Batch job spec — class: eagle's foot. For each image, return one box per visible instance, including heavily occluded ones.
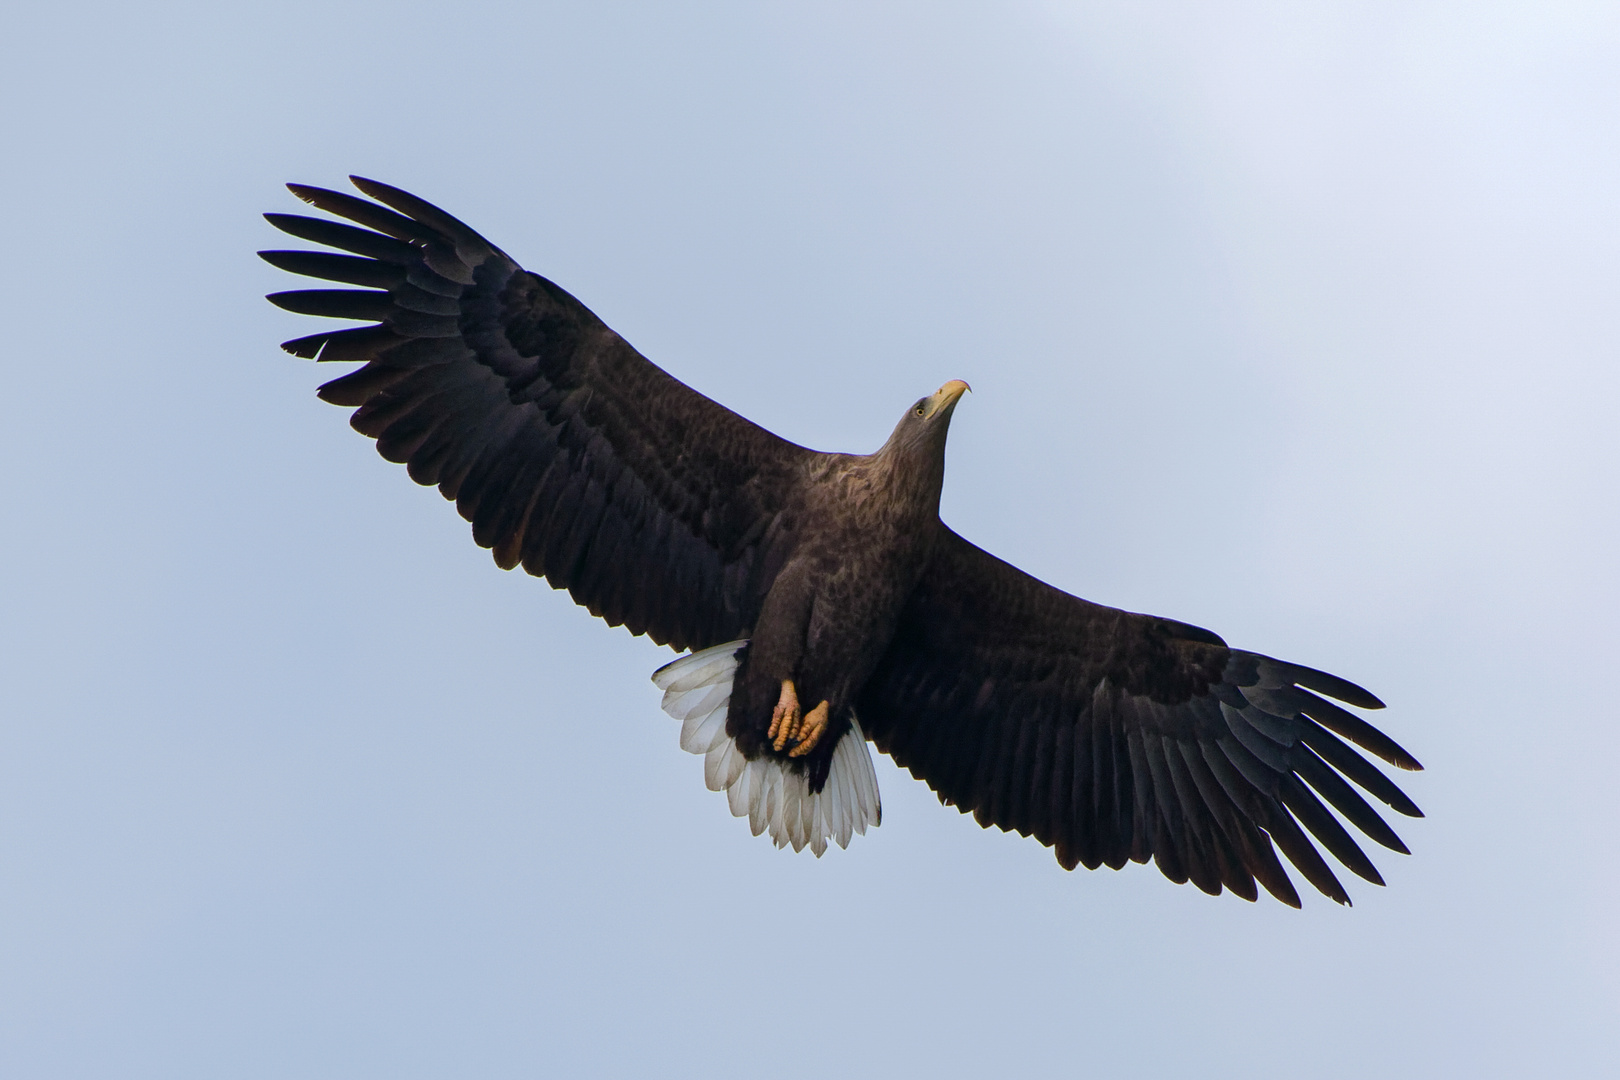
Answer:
[788,701,829,757]
[768,679,801,751]
[768,680,831,756]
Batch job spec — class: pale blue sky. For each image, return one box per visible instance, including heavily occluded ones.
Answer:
[2,2,1616,1077]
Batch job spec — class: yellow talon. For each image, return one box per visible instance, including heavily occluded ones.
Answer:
[789,701,830,757]
[769,679,801,752]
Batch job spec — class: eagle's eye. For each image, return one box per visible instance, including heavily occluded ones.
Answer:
[913,401,927,417]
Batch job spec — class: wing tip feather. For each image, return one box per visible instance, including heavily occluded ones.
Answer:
[279,332,325,358]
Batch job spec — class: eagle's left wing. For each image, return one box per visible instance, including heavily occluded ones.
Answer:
[261,178,821,652]
[855,529,1422,906]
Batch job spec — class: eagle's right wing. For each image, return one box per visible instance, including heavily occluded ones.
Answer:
[262,177,818,651]
[857,528,1423,906]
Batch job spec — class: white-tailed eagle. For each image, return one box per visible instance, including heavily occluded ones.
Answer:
[262,177,1422,907]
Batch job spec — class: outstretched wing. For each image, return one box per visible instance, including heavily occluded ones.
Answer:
[856,529,1422,906]
[262,177,817,651]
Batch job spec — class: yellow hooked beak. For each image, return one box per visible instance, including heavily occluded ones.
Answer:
[925,379,971,418]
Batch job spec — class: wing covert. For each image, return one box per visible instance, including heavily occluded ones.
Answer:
[263,177,818,651]
[857,529,1422,906]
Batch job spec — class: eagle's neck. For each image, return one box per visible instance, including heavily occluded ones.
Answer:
[858,434,949,525]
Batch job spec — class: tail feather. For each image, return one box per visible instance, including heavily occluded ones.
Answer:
[652,640,882,856]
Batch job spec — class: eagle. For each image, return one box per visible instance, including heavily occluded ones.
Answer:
[262,177,1422,907]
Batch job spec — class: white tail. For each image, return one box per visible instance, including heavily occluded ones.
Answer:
[652,640,881,857]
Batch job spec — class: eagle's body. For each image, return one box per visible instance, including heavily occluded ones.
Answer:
[731,412,957,787]
[263,177,1423,905]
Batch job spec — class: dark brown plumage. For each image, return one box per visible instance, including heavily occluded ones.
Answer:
[263,177,1422,905]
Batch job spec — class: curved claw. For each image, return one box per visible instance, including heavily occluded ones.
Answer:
[769,679,801,752]
[788,701,830,757]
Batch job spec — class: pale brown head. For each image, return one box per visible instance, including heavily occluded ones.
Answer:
[881,379,971,466]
